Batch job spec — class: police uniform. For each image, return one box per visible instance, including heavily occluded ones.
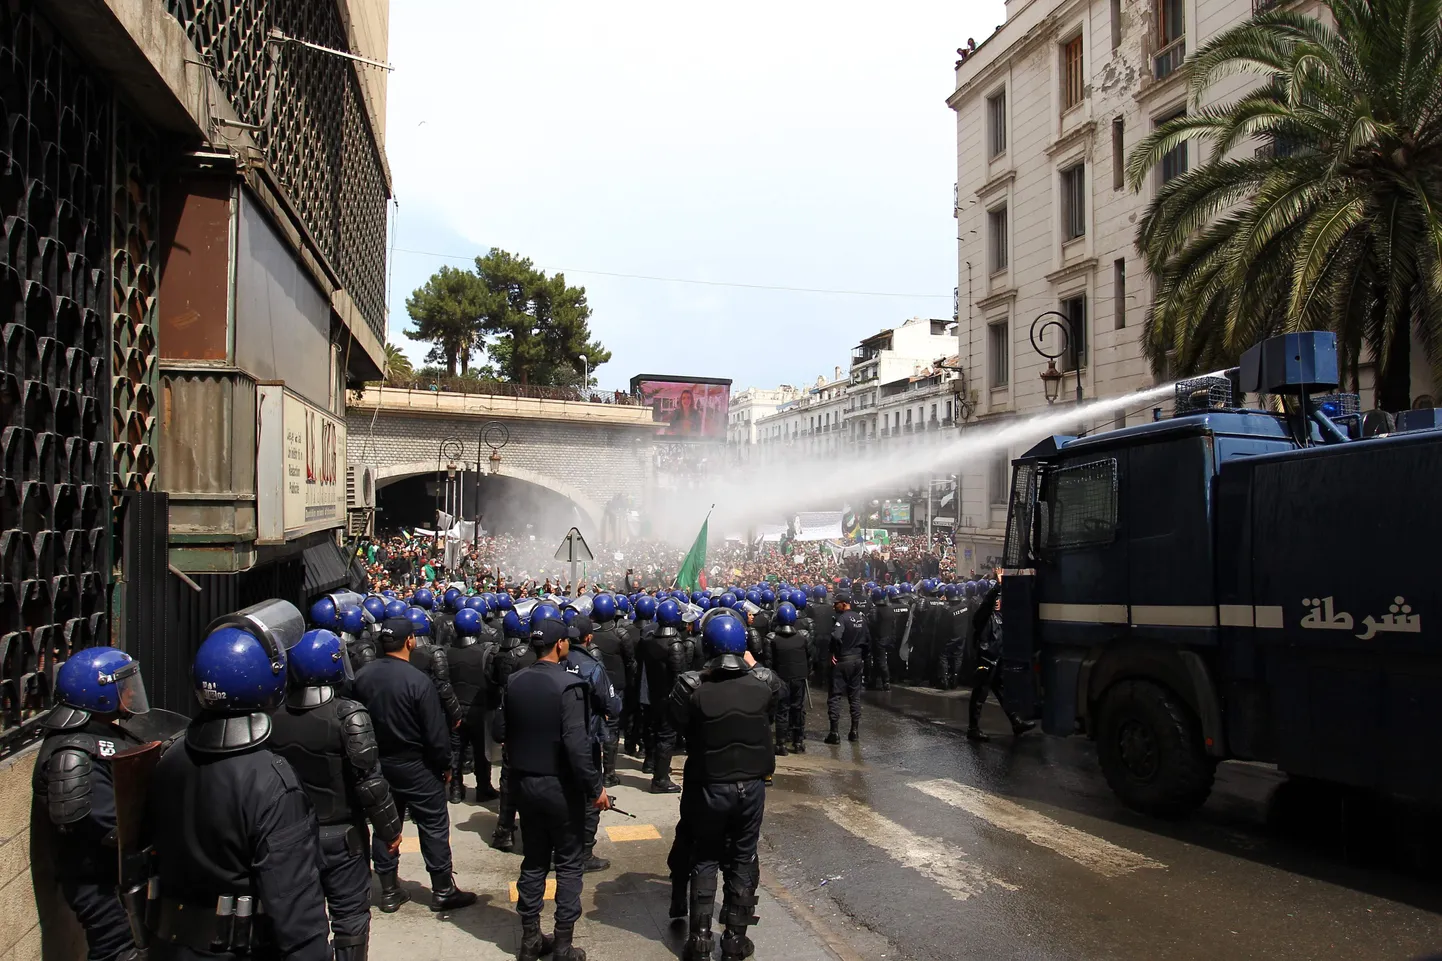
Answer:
[492,620,599,961]
[589,610,636,786]
[765,623,814,753]
[487,616,538,851]
[638,606,687,793]
[447,618,499,803]
[33,706,147,961]
[966,584,1034,740]
[268,682,403,958]
[352,618,471,911]
[806,597,835,680]
[826,595,870,743]
[564,616,621,871]
[408,638,463,728]
[668,621,782,961]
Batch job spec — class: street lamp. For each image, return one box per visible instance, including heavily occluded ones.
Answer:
[579,354,589,391]
[475,422,510,552]
[1030,310,1083,412]
[435,437,463,556]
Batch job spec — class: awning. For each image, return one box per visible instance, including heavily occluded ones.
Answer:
[301,538,353,597]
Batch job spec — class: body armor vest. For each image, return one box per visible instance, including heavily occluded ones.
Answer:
[268,697,354,827]
[690,672,775,782]
[592,622,628,690]
[768,629,810,681]
[505,664,587,777]
[448,643,489,710]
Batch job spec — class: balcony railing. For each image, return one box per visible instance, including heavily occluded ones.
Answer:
[1154,37,1186,80]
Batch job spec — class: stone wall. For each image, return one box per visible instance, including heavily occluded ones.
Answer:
[0,747,84,961]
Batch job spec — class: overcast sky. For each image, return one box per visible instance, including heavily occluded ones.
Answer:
[384,1,1007,392]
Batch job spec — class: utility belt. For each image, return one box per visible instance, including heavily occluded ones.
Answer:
[152,896,273,955]
[835,653,865,663]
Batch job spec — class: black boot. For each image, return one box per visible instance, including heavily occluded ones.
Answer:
[376,869,408,913]
[462,746,475,775]
[966,727,990,742]
[447,778,465,803]
[669,880,688,920]
[721,928,756,960]
[683,918,713,961]
[474,779,499,802]
[490,826,515,852]
[823,723,840,745]
[551,922,587,961]
[792,735,805,754]
[650,747,681,793]
[429,872,477,912]
[518,918,553,961]
[641,753,655,775]
[602,741,620,788]
[1010,715,1037,736]
[848,721,859,743]
[582,847,611,872]
[774,738,789,757]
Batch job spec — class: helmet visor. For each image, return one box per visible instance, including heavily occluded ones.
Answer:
[340,642,356,683]
[111,661,151,715]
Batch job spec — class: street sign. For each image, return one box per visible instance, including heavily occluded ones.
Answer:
[554,527,595,563]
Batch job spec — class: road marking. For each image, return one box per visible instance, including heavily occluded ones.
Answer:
[606,823,662,842]
[508,879,556,902]
[910,779,1165,878]
[814,797,1018,901]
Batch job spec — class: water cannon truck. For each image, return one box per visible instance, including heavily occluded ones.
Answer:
[999,330,1442,815]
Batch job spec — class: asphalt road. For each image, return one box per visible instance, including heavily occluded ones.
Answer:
[757,684,1442,961]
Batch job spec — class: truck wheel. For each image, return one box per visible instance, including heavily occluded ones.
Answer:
[1096,679,1216,817]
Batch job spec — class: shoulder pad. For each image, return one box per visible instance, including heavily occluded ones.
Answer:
[751,665,777,684]
[676,670,702,695]
[335,699,380,771]
[41,745,95,826]
[271,754,302,792]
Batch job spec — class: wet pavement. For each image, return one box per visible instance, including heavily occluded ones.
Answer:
[762,683,1442,961]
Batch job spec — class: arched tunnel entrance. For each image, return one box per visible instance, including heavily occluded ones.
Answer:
[374,470,599,546]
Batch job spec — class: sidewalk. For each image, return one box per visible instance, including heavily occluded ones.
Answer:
[369,750,843,961]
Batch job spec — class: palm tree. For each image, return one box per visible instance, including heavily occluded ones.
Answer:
[383,343,413,385]
[1128,0,1442,411]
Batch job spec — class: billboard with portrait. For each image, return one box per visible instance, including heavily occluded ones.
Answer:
[630,375,732,439]
[881,502,912,525]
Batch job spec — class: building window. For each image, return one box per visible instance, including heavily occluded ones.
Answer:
[1155,0,1185,79]
[1158,110,1189,184]
[988,205,1008,273]
[1112,117,1125,190]
[1061,164,1086,240]
[987,91,1007,158]
[1114,258,1126,329]
[1062,34,1085,111]
[988,321,1010,387]
[990,451,1011,505]
[1114,411,1127,431]
[1110,0,1122,49]
[1041,458,1119,551]
[1061,295,1087,371]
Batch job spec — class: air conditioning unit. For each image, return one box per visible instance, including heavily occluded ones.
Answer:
[347,465,376,509]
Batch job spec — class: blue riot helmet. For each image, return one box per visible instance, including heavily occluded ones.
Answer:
[760,588,776,605]
[839,578,852,590]
[696,596,712,610]
[531,602,563,627]
[289,629,351,687]
[410,589,435,610]
[502,610,524,638]
[615,594,631,615]
[592,593,617,621]
[944,583,960,599]
[870,587,885,603]
[635,595,657,620]
[443,587,462,612]
[865,581,877,592]
[309,596,340,630]
[899,582,913,595]
[338,605,365,635]
[384,599,408,619]
[886,585,900,599]
[811,585,827,600]
[454,608,482,637]
[406,607,432,637]
[775,601,798,627]
[657,599,684,627]
[363,595,387,622]
[381,590,397,599]
[195,599,305,715]
[466,595,489,614]
[745,590,762,607]
[690,591,705,604]
[702,615,748,658]
[963,581,977,598]
[563,608,578,626]
[56,647,150,717]
[495,593,515,611]
[718,592,737,610]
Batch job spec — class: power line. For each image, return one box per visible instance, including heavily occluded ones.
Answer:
[390,246,951,299]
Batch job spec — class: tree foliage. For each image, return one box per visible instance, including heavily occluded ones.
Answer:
[403,250,611,387]
[382,342,413,384]
[1129,0,1442,411]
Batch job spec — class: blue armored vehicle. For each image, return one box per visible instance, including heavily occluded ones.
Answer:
[998,330,1441,815]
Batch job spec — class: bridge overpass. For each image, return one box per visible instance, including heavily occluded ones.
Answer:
[345,386,665,535]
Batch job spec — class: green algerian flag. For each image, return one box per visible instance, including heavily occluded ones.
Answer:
[674,509,712,591]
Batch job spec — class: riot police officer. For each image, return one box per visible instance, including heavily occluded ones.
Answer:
[353,617,476,913]
[33,647,157,961]
[488,605,539,852]
[765,601,813,755]
[867,587,896,691]
[493,618,611,961]
[806,586,835,681]
[639,599,688,793]
[404,607,463,728]
[588,594,635,787]
[825,592,870,745]
[268,629,404,961]
[669,616,782,961]
[447,606,500,802]
[146,601,330,961]
[565,615,621,872]
[431,589,459,648]
[938,583,972,690]
[966,577,1036,741]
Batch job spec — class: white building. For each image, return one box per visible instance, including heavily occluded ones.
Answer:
[753,369,852,464]
[728,385,802,445]
[845,317,958,444]
[946,0,1262,569]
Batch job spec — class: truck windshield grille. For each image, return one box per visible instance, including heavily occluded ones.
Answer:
[1040,458,1119,551]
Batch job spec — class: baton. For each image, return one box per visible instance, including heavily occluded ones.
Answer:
[606,804,638,819]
